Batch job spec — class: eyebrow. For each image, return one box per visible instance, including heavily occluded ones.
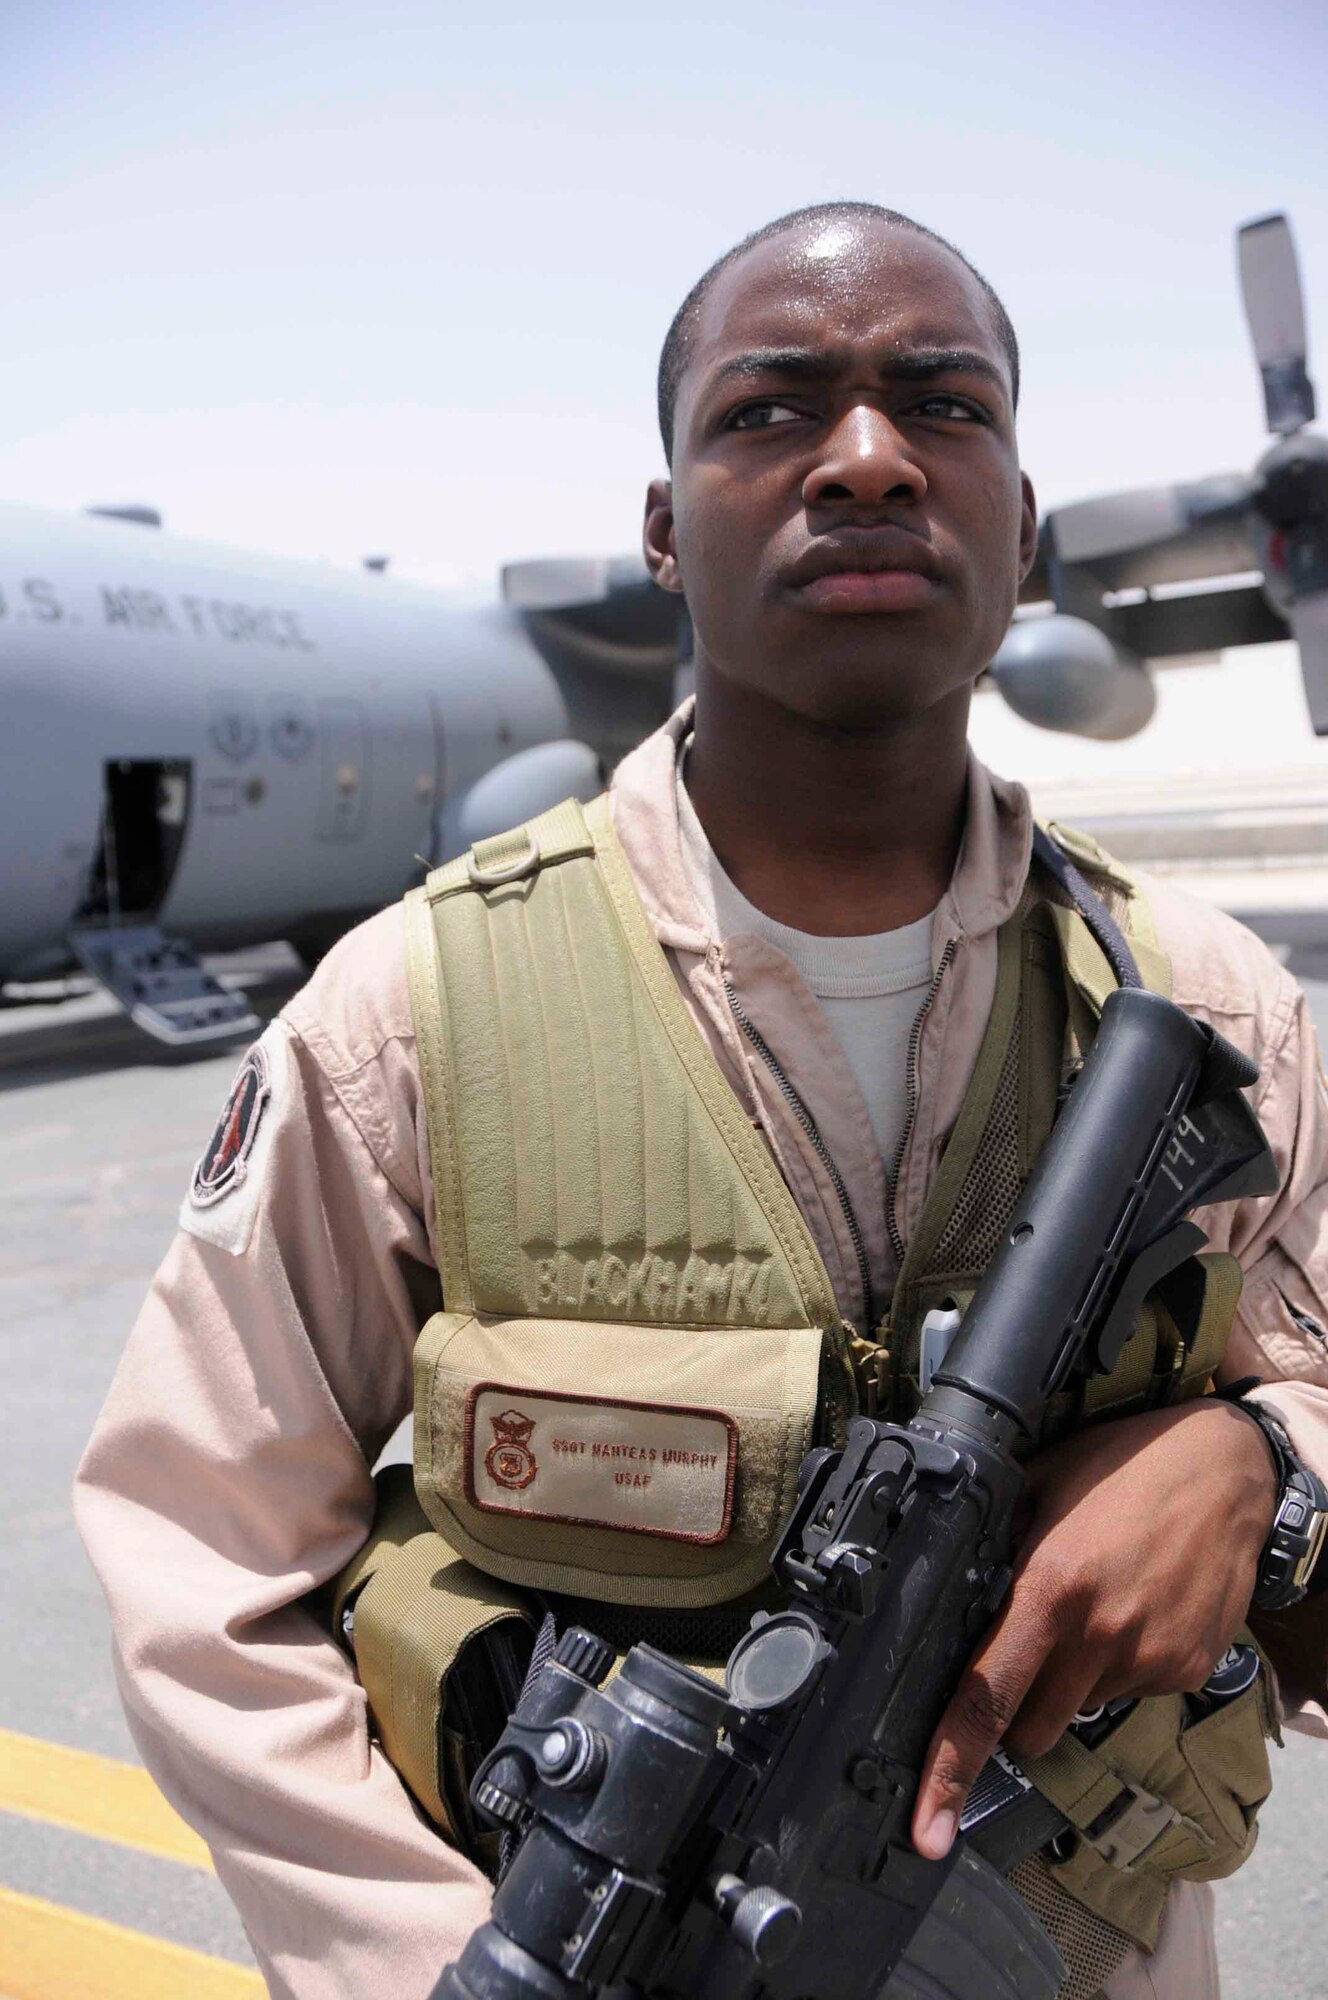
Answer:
[709,344,1007,392]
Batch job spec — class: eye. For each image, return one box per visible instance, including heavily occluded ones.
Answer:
[728,399,806,431]
[912,393,989,424]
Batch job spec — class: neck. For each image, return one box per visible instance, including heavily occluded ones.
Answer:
[685,665,971,936]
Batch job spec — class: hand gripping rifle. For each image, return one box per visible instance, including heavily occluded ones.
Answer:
[435,987,1278,2000]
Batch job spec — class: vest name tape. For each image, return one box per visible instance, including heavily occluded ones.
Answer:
[525,1249,775,1323]
[465,1384,738,1545]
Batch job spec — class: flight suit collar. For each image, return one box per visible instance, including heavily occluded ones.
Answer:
[608,697,1034,955]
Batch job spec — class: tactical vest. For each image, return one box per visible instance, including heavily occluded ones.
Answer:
[333,792,1276,1992]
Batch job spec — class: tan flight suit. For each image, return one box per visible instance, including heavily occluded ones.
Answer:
[76,705,1328,1999]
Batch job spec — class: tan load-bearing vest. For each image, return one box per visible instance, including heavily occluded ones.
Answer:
[333,793,1278,1996]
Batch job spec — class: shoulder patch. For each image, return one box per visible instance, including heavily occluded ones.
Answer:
[191,1041,271,1207]
[180,1023,288,1255]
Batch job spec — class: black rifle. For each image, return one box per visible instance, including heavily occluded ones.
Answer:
[436,986,1277,2000]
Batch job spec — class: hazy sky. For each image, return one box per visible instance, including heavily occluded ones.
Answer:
[3,0,1326,770]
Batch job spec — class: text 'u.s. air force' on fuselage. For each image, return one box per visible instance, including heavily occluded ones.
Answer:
[2,213,1324,1050]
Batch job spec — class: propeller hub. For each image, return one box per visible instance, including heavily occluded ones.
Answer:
[1252,431,1328,530]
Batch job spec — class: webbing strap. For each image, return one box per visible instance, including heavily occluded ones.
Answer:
[1078,1303,1166,1423]
[1032,825,1142,990]
[1177,1251,1244,1395]
[1022,1710,1211,1875]
[404,883,473,1312]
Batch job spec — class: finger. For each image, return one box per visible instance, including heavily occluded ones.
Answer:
[1004,1657,1102,1763]
[912,1632,1044,1860]
[1082,1635,1229,1708]
[1080,1666,1143,1715]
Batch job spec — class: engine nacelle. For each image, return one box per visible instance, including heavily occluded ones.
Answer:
[989,615,1156,740]
[445,739,604,856]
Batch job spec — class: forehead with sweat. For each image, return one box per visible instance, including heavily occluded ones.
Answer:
[657,207,1020,460]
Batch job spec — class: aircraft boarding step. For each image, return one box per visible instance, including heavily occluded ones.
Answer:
[67,924,260,1048]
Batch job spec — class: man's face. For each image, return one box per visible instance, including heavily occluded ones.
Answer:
[645,219,1038,727]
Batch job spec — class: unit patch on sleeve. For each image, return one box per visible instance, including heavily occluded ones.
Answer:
[179,1022,288,1255]
[465,1385,737,1544]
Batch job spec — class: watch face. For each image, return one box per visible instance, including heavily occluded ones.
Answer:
[1258,1471,1328,1608]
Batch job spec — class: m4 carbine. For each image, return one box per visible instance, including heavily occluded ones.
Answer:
[436,986,1278,2000]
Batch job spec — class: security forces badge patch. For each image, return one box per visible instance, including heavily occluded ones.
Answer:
[180,1022,287,1256]
[192,1043,271,1206]
[485,1409,539,1491]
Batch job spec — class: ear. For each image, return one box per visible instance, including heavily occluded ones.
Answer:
[643,476,684,594]
[1017,472,1039,584]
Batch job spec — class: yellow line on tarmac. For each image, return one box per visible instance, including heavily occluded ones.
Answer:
[0,1886,264,2000]
[0,1727,212,1871]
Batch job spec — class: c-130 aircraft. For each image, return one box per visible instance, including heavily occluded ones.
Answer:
[2,213,1324,1049]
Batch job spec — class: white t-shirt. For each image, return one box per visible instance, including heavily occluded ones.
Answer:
[676,762,936,1170]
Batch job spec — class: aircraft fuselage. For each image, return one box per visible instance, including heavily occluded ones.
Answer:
[1,503,567,981]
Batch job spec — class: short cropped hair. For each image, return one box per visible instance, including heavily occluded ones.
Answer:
[656,201,1020,461]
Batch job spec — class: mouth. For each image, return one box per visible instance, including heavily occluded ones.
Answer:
[784,531,945,615]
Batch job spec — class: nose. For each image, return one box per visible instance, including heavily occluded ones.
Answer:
[803,403,927,512]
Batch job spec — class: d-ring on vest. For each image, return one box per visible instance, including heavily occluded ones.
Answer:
[333,793,1275,1984]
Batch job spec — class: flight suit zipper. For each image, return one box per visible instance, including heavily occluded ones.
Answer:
[884,937,958,1268]
[721,973,876,1334]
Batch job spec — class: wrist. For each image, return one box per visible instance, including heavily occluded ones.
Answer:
[1170,1395,1279,1525]
[1228,1398,1283,1527]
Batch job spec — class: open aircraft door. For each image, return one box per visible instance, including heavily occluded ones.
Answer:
[66,755,259,1048]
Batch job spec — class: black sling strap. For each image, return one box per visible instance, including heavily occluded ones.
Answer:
[1031,824,1143,991]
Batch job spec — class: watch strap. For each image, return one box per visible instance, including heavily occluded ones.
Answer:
[1236,1397,1328,1608]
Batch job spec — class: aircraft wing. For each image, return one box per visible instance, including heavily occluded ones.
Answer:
[502,556,683,674]
[501,556,687,766]
[1017,474,1291,663]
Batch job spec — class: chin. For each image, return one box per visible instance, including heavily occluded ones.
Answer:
[769,645,972,731]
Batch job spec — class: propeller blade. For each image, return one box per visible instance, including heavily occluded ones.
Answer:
[1051,487,1187,565]
[1238,213,1316,435]
[1291,590,1328,736]
[1049,476,1248,572]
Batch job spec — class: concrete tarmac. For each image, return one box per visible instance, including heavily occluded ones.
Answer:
[0,949,305,1977]
[0,950,1323,1996]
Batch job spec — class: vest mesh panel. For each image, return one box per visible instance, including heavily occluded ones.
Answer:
[545,1591,772,1666]
[1005,1854,1132,2000]
[928,981,1027,1275]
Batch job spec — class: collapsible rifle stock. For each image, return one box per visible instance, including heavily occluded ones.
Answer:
[435,987,1277,2000]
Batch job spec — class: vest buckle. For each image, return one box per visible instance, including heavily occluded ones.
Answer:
[1084,1780,1205,1872]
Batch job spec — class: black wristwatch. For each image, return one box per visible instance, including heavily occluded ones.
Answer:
[1236,1398,1328,1610]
